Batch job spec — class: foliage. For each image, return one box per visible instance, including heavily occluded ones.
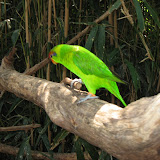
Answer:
[0,0,160,159]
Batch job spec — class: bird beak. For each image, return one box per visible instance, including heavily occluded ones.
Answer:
[49,51,58,65]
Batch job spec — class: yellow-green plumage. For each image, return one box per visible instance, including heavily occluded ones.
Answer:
[49,44,126,106]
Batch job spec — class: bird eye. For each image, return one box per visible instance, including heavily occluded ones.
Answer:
[53,52,57,56]
[50,52,57,58]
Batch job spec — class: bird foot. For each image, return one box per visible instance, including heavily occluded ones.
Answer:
[70,78,83,88]
[77,94,99,104]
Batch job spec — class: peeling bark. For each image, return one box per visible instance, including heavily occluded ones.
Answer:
[1,55,160,160]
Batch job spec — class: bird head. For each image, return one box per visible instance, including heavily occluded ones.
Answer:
[48,46,61,64]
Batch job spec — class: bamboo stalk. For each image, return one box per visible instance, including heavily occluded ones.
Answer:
[108,13,114,45]
[120,0,134,26]
[114,10,118,48]
[64,0,69,38]
[48,0,52,43]
[47,0,52,144]
[47,0,51,80]
[63,0,70,80]
[31,128,34,146]
[25,0,30,70]
[108,4,114,104]
[4,0,7,47]
[25,0,29,44]
[0,0,2,50]
[78,0,82,45]
[0,0,1,22]
[48,125,52,144]
[52,0,57,32]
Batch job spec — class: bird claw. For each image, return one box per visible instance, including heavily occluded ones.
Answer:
[77,94,99,104]
[70,78,83,88]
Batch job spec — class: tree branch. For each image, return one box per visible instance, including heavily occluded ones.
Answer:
[0,124,41,132]
[1,55,160,160]
[24,58,50,75]
[0,143,91,160]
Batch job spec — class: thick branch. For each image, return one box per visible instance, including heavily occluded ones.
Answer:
[1,61,160,160]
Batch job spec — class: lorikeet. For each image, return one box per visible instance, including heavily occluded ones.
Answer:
[49,44,126,106]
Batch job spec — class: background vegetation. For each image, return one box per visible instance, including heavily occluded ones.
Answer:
[0,0,160,159]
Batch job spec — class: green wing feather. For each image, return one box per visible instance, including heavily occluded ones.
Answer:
[72,49,125,84]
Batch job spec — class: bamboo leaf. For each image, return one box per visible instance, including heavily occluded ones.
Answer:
[4,132,18,142]
[51,129,69,150]
[99,151,111,160]
[97,25,106,60]
[74,138,85,160]
[16,137,31,160]
[24,140,32,160]
[85,25,98,51]
[142,0,160,27]
[6,98,23,117]
[107,45,125,66]
[11,29,21,46]
[109,0,122,13]
[145,62,153,92]
[35,118,51,149]
[41,132,54,160]
[125,59,141,92]
[81,139,99,160]
[133,0,145,32]
[0,100,4,113]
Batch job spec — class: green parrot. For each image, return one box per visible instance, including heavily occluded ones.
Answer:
[49,44,127,106]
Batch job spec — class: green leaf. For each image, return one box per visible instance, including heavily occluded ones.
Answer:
[41,132,54,160]
[125,59,141,92]
[97,25,106,60]
[85,25,98,51]
[145,62,153,92]
[133,0,145,32]
[35,118,51,149]
[51,129,69,150]
[24,140,32,160]
[6,98,23,117]
[16,137,31,160]
[0,100,4,113]
[109,0,121,13]
[142,0,160,27]
[74,137,85,160]
[81,139,99,160]
[11,29,21,46]
[99,151,111,160]
[4,132,18,142]
[107,45,125,66]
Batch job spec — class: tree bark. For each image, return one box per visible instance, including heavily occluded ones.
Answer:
[1,56,160,160]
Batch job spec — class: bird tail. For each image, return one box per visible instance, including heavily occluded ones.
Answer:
[104,80,127,107]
